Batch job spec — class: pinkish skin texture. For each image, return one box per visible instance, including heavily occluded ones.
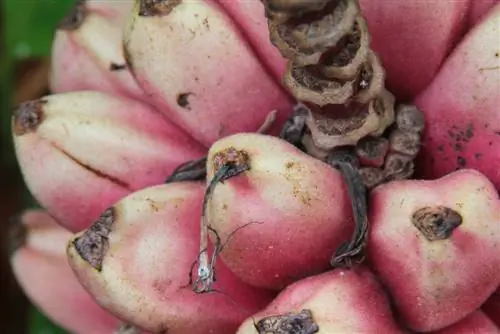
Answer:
[469,0,500,27]
[236,266,404,334]
[67,182,274,334]
[431,311,500,334]
[367,169,500,332]
[85,0,135,19]
[215,0,287,82]
[482,291,500,327]
[10,210,120,334]
[50,0,148,103]
[205,133,353,290]
[414,5,500,190]
[123,0,293,147]
[12,91,206,232]
[357,0,470,100]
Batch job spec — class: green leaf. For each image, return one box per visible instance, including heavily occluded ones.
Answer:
[2,1,73,333]
[29,307,68,334]
[0,63,14,165]
[3,0,76,59]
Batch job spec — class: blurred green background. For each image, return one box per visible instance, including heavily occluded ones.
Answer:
[1,0,77,333]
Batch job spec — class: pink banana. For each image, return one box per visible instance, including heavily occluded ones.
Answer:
[204,133,354,290]
[367,169,500,331]
[236,266,404,333]
[10,210,120,334]
[12,91,205,231]
[122,0,293,146]
[415,4,500,190]
[50,0,147,102]
[67,182,274,333]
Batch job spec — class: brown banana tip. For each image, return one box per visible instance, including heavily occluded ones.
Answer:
[12,99,47,136]
[255,309,319,333]
[139,0,182,17]
[58,0,88,31]
[395,104,426,133]
[212,147,251,172]
[8,214,28,257]
[72,207,116,271]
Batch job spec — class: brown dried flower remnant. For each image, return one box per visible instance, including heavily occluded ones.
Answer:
[395,104,426,133]
[359,166,385,189]
[262,0,394,151]
[304,89,394,150]
[109,63,127,71]
[259,0,427,267]
[261,0,426,188]
[383,153,415,182]
[72,207,116,271]
[381,104,426,183]
[138,0,181,17]
[255,309,319,334]
[12,99,47,136]
[355,136,389,168]
[212,147,251,172]
[353,104,426,188]
[412,206,463,242]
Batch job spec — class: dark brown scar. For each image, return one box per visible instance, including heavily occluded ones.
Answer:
[50,142,131,190]
[412,206,463,241]
[177,92,193,109]
[254,309,319,333]
[109,63,127,71]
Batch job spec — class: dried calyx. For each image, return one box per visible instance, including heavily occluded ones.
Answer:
[254,309,319,334]
[71,207,116,271]
[264,0,392,151]
[261,0,425,189]
[12,99,47,136]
